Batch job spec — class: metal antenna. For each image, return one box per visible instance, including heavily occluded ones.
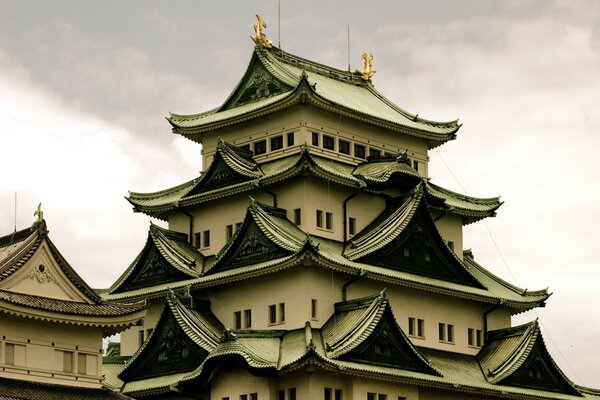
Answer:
[347,24,351,72]
[278,0,281,48]
[14,191,17,233]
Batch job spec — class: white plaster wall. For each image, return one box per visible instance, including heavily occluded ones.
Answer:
[120,299,164,357]
[0,314,103,387]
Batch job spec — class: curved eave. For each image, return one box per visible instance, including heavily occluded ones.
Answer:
[425,183,503,224]
[170,77,458,147]
[150,226,201,276]
[0,229,41,279]
[0,299,145,336]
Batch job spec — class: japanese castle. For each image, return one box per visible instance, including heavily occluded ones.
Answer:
[2,16,599,400]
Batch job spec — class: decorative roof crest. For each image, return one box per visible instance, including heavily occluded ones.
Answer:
[356,52,376,81]
[251,15,273,48]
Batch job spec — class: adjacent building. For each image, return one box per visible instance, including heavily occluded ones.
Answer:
[0,212,146,399]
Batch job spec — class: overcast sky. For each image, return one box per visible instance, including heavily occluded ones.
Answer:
[1,0,599,386]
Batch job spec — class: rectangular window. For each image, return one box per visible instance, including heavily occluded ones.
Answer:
[367,394,376,400]
[476,329,483,347]
[234,311,242,329]
[289,388,296,400]
[312,132,319,146]
[447,324,454,343]
[5,343,14,365]
[202,230,211,248]
[271,135,284,151]
[448,241,454,251]
[294,208,302,226]
[250,393,258,400]
[348,217,356,235]
[378,395,387,400]
[369,148,381,157]
[287,132,295,146]
[339,139,350,154]
[146,328,154,338]
[223,397,230,400]
[354,144,366,159]
[78,353,87,375]
[424,252,431,262]
[417,319,425,338]
[413,160,419,171]
[254,140,267,155]
[240,395,248,400]
[311,299,318,319]
[138,330,144,346]
[226,224,234,241]
[279,303,285,322]
[325,388,332,400]
[316,210,323,228]
[235,222,242,231]
[403,247,410,257]
[408,317,415,336]
[439,323,446,341]
[277,391,285,400]
[468,328,474,346]
[325,212,333,230]
[323,135,335,150]
[243,309,252,328]
[194,232,201,249]
[335,389,343,400]
[269,304,277,324]
[63,351,73,373]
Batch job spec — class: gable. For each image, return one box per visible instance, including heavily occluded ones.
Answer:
[0,240,90,302]
[120,310,209,381]
[221,58,291,110]
[339,308,436,374]
[361,203,482,288]
[210,220,292,273]
[118,246,193,292]
[187,155,254,197]
[501,336,580,395]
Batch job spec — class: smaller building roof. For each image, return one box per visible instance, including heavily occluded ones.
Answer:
[0,220,145,334]
[0,377,133,400]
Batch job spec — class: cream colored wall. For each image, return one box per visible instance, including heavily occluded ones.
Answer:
[204,265,346,331]
[120,299,164,357]
[0,313,102,388]
[0,240,90,302]
[198,104,430,178]
[351,377,419,400]
[210,366,271,400]
[346,191,387,239]
[347,280,490,356]
[431,214,463,261]
[487,306,512,331]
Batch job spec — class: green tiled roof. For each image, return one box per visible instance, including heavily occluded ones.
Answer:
[425,182,503,225]
[121,372,190,395]
[0,377,133,400]
[168,45,460,147]
[108,223,202,294]
[345,186,423,260]
[103,199,546,312]
[127,149,499,224]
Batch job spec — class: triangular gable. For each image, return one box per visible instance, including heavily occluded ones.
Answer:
[119,296,215,382]
[480,321,580,395]
[186,140,262,197]
[348,186,483,288]
[109,225,201,294]
[0,221,101,303]
[323,291,439,375]
[221,52,293,110]
[208,198,305,274]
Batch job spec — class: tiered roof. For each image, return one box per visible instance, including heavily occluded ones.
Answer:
[106,198,547,314]
[127,141,500,224]
[168,45,460,147]
[0,220,145,334]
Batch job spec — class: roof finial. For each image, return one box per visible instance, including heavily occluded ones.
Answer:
[251,15,273,48]
[34,203,43,223]
[356,52,376,81]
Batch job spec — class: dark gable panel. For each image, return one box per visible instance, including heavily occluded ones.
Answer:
[187,156,251,196]
[121,312,208,381]
[120,246,191,292]
[362,203,482,288]
[502,337,580,395]
[340,308,436,374]
[213,221,291,272]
